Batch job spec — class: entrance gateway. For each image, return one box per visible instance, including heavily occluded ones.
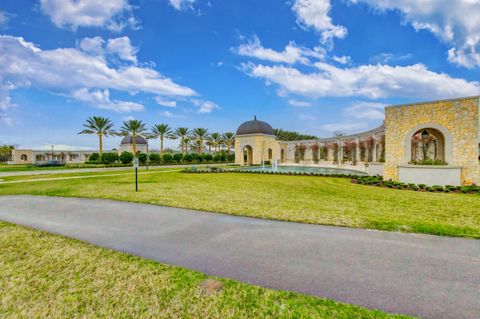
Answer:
[234,96,480,186]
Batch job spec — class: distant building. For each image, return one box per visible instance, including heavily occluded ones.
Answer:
[10,135,148,165]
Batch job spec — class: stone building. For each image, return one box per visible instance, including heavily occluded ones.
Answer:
[10,135,148,165]
[235,96,480,186]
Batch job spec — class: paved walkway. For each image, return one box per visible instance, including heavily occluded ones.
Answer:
[0,196,478,319]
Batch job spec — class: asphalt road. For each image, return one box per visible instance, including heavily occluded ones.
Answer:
[1,195,479,319]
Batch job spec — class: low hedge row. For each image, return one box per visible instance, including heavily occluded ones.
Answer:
[182,167,480,195]
[352,175,480,194]
[182,167,363,178]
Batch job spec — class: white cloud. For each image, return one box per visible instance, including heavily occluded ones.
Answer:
[39,0,138,31]
[351,0,480,68]
[242,61,480,100]
[0,11,8,27]
[78,36,104,55]
[169,0,195,11]
[79,36,138,63]
[235,36,325,64]
[292,0,347,45]
[332,55,350,64]
[344,101,385,120]
[155,97,177,108]
[191,99,220,113]
[288,99,313,107]
[71,88,144,112]
[0,35,197,114]
[106,37,138,63]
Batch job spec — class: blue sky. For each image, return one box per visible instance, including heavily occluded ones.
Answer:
[0,0,479,150]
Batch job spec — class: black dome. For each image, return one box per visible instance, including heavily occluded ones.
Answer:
[120,135,147,145]
[236,116,274,136]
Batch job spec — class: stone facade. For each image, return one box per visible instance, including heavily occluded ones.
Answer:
[234,134,279,165]
[384,96,480,185]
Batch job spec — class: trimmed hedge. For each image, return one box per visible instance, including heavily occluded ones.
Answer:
[182,168,480,195]
[352,175,480,194]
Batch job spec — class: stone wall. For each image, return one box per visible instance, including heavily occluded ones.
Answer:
[234,134,279,165]
[384,97,479,185]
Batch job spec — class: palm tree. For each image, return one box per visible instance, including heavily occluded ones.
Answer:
[151,124,174,156]
[222,132,235,157]
[208,132,222,153]
[79,116,115,158]
[174,127,190,155]
[190,128,209,155]
[120,119,147,155]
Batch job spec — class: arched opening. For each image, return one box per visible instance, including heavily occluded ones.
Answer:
[410,128,445,164]
[20,154,28,161]
[268,148,272,160]
[280,149,285,162]
[243,145,253,166]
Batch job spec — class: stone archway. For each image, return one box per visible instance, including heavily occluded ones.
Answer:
[280,149,285,163]
[405,123,453,164]
[268,148,272,160]
[243,145,253,166]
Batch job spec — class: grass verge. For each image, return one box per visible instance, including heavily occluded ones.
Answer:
[0,171,479,238]
[0,221,412,318]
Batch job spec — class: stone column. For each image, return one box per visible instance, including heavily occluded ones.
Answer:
[372,137,378,162]
[355,138,360,164]
[339,141,343,165]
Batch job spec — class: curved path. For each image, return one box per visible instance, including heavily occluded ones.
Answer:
[1,196,479,319]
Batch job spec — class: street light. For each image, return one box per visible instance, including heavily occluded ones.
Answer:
[421,130,429,160]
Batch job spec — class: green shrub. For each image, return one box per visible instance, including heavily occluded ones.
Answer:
[137,152,147,165]
[173,153,183,163]
[183,154,193,162]
[204,154,213,161]
[119,151,134,164]
[88,153,100,162]
[101,152,119,164]
[162,153,173,163]
[149,153,161,165]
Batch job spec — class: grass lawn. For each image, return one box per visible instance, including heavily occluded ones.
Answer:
[0,171,479,238]
[0,221,412,318]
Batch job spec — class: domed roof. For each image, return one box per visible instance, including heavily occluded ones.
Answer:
[120,135,148,145]
[236,116,275,136]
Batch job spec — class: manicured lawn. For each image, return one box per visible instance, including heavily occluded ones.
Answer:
[0,221,411,318]
[0,171,479,238]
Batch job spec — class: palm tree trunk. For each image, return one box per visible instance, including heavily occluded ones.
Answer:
[99,133,103,158]
[160,136,164,156]
[227,143,230,156]
[133,134,137,155]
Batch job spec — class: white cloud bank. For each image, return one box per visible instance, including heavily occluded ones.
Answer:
[0,35,197,114]
[292,0,347,45]
[351,0,480,68]
[40,0,138,31]
[242,61,480,100]
[235,36,325,64]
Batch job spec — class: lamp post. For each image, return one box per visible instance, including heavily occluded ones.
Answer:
[421,130,429,161]
[51,144,54,160]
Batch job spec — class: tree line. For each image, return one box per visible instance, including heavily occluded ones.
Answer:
[79,116,236,158]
